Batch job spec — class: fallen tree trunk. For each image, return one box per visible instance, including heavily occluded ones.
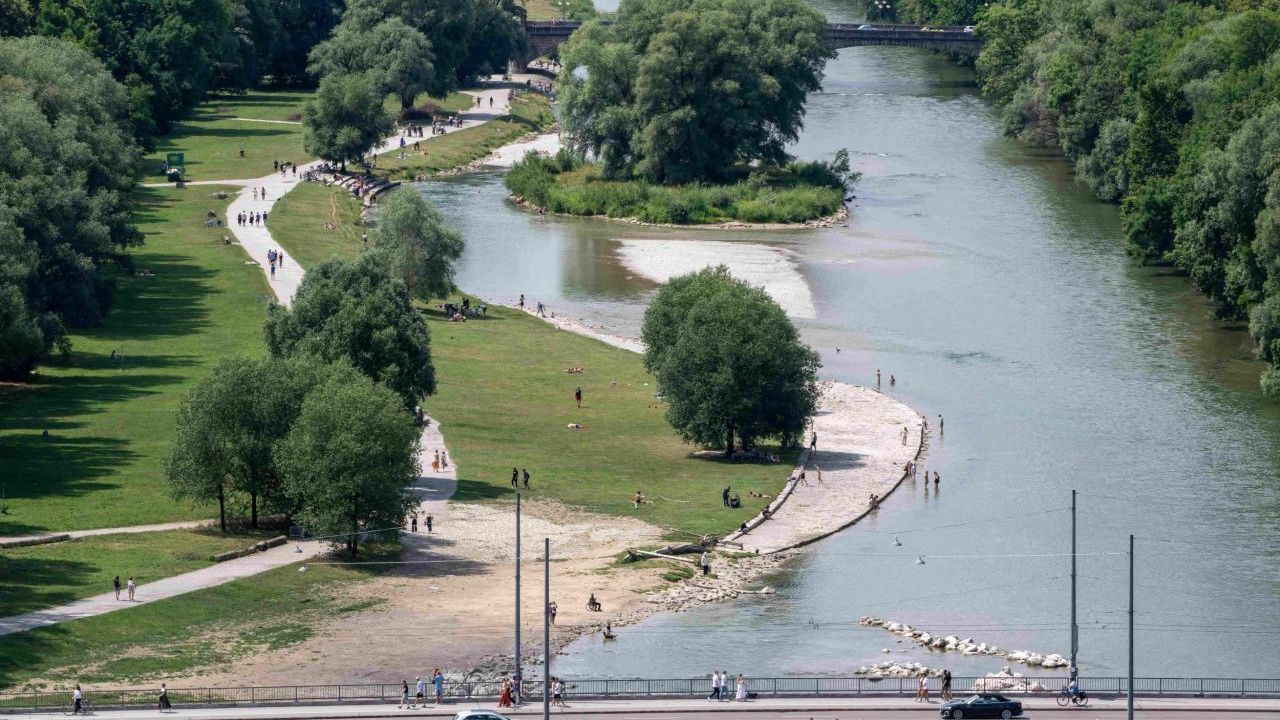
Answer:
[625,549,699,564]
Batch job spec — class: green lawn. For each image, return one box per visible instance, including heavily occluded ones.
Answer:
[383,91,476,118]
[0,545,395,689]
[423,305,792,538]
[0,529,275,619]
[0,185,271,534]
[143,90,313,182]
[377,92,554,180]
[267,183,367,270]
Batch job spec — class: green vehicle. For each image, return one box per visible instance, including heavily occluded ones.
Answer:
[164,152,185,182]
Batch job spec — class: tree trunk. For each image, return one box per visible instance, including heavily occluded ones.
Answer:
[217,485,226,532]
[250,492,258,529]
[724,426,736,458]
[350,505,360,559]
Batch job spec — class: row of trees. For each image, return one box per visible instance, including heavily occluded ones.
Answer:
[3,0,346,142]
[903,0,1280,395]
[0,37,141,380]
[642,267,820,456]
[167,189,463,555]
[557,0,834,184]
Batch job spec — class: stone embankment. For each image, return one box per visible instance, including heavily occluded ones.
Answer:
[858,616,1068,671]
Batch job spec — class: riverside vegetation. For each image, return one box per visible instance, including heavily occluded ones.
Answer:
[903,0,1280,394]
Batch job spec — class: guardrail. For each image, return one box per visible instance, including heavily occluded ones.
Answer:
[6,675,1280,712]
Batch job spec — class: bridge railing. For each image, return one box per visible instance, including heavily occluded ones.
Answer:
[7,675,1280,712]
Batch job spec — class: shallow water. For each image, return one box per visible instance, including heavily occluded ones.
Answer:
[413,0,1280,679]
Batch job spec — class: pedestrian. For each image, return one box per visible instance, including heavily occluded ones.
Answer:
[432,669,444,703]
[489,96,493,107]
[415,676,425,706]
[574,386,582,408]
[261,187,267,200]
[519,293,525,309]
[890,374,896,387]
[815,464,823,484]
[942,669,952,701]
[411,514,418,533]
[252,187,258,200]
[552,677,564,707]
[939,414,944,434]
[722,486,731,508]
[270,264,275,279]
[902,426,908,445]
[498,678,512,707]
[264,212,269,225]
[292,165,297,177]
[511,467,519,488]
[799,469,808,486]
[809,431,817,451]
[876,368,881,389]
[441,451,448,468]
[127,576,136,601]
[73,685,83,715]
[433,450,440,473]
[158,683,170,712]
[933,471,940,486]
[113,575,121,600]
[735,674,747,702]
[708,671,721,701]
[511,674,522,705]
[399,680,410,708]
[914,674,929,702]
[426,515,433,533]
[522,468,530,489]
[700,551,711,576]
[549,600,557,624]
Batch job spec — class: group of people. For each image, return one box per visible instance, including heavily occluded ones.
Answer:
[913,669,953,702]
[236,209,268,227]
[511,467,531,489]
[406,511,433,533]
[70,684,171,713]
[707,671,749,701]
[251,186,269,202]
[266,248,286,279]
[721,486,741,509]
[875,368,897,391]
[432,449,449,473]
[442,298,486,321]
[272,159,297,178]
[111,575,136,601]
[397,670,447,708]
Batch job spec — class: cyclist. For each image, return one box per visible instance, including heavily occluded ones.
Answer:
[72,685,83,715]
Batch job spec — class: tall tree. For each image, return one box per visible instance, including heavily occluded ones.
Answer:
[641,266,820,455]
[302,71,393,169]
[266,0,346,84]
[263,253,436,407]
[375,188,464,300]
[276,367,419,558]
[307,17,435,110]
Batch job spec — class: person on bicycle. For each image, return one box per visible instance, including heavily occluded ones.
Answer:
[72,685,83,714]
[1069,677,1084,700]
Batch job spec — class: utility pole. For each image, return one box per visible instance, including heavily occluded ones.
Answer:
[544,537,551,720]
[515,493,522,685]
[1128,533,1135,720]
[1070,489,1078,681]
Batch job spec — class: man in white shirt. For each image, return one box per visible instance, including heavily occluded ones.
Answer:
[708,671,721,701]
[72,685,83,714]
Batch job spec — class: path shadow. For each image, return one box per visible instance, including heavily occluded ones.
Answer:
[451,477,516,502]
[803,449,866,473]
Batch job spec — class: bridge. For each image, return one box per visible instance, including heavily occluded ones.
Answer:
[524,21,982,60]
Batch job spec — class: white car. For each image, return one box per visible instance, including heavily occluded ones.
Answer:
[857,24,876,30]
[963,25,975,32]
[453,711,512,720]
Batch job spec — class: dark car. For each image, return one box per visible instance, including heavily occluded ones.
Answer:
[940,693,1023,719]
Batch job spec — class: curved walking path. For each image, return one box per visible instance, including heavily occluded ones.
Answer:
[0,85,518,638]
[0,520,213,547]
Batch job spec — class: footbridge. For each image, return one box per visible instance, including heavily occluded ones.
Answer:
[525,21,982,59]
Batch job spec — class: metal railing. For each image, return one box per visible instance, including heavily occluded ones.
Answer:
[5,675,1280,713]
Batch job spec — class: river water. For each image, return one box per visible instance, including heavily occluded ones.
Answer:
[413,0,1280,680]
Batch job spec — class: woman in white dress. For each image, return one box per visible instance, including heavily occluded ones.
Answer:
[735,674,747,702]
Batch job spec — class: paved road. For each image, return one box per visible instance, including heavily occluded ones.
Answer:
[0,520,212,545]
[32,697,1280,719]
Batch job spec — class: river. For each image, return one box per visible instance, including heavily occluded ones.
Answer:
[411,0,1280,680]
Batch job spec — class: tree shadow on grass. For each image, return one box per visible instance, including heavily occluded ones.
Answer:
[0,434,138,535]
[451,477,517,502]
[0,557,102,618]
[86,255,217,342]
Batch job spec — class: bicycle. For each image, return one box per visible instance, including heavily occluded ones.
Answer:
[1055,688,1089,707]
[61,699,93,716]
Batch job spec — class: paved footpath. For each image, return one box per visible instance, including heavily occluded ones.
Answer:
[0,520,212,546]
[22,697,1280,719]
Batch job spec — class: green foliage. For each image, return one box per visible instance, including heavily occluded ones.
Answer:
[265,0,346,85]
[505,151,847,224]
[263,253,436,407]
[641,267,820,454]
[558,0,832,184]
[550,0,598,20]
[276,367,418,557]
[302,72,394,169]
[0,36,140,379]
[375,188,465,300]
[308,17,436,110]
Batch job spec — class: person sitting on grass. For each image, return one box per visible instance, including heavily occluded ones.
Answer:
[632,491,646,507]
[587,594,602,611]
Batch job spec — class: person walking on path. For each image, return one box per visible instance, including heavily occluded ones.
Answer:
[547,601,557,625]
[939,414,944,434]
[433,450,440,473]
[410,514,418,533]
[72,685,83,715]
[708,671,722,701]
[511,467,519,489]
[575,386,582,408]
[735,674,747,702]
[415,676,426,706]
[441,451,448,468]
[158,683,170,712]
[432,669,444,704]
[914,674,929,702]
[126,577,136,601]
[941,669,952,701]
[426,514,433,533]
[522,468,530,489]
[809,432,817,451]
[398,681,410,708]
[113,576,121,601]
[815,465,823,484]
[700,551,711,576]
[552,677,564,708]
[876,369,881,390]
[797,469,808,486]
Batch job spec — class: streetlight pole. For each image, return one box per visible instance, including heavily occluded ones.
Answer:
[1070,489,1078,681]
[515,493,522,686]
[544,537,551,720]
[1128,533,1135,720]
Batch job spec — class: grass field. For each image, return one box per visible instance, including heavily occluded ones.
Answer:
[383,91,475,118]
[0,185,270,535]
[142,90,312,182]
[423,305,792,538]
[0,529,275,619]
[0,545,396,689]
[267,183,367,270]
[378,92,554,180]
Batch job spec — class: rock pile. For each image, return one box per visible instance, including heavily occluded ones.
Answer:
[858,617,1068,668]
[644,552,793,611]
[971,666,1048,693]
[854,660,943,678]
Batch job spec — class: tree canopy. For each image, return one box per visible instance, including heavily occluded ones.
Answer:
[308,17,436,110]
[641,266,821,455]
[302,72,395,169]
[0,35,140,379]
[557,0,832,184]
[263,252,436,407]
[276,365,419,557]
[375,188,465,301]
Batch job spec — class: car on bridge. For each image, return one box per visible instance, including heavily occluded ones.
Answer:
[452,711,513,720]
[939,693,1024,719]
[857,24,877,29]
